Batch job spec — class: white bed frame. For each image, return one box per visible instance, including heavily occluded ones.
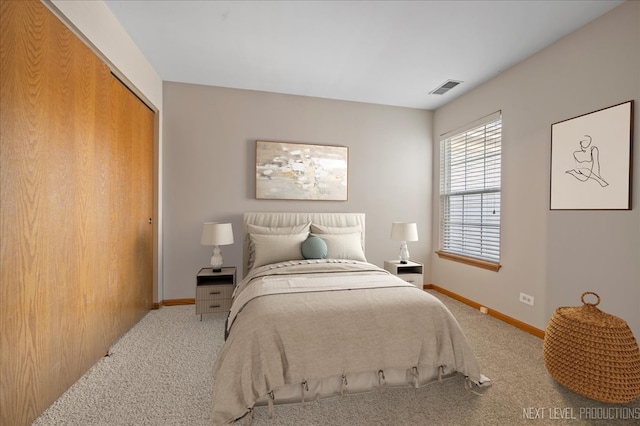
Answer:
[240,212,457,411]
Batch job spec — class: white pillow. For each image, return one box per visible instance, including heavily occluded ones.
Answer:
[249,233,308,269]
[246,222,311,269]
[311,232,366,261]
[248,222,311,235]
[310,224,362,235]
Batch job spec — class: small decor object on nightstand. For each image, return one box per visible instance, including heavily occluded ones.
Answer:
[200,222,234,271]
[390,222,418,264]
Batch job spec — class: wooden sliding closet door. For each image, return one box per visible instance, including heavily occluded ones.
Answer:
[0,1,153,424]
[108,77,154,340]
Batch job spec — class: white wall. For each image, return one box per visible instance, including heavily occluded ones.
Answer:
[48,0,165,302]
[162,83,433,299]
[432,1,639,337]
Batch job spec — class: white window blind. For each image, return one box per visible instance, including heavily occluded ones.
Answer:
[440,112,502,264]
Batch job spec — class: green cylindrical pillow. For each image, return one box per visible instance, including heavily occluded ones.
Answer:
[301,235,328,259]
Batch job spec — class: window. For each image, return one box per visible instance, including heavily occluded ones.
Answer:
[438,112,502,271]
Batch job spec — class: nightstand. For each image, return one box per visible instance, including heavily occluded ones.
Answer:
[196,266,236,320]
[384,260,423,288]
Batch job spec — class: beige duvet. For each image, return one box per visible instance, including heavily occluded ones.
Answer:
[211,260,485,425]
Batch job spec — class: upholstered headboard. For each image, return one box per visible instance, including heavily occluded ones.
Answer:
[242,212,365,276]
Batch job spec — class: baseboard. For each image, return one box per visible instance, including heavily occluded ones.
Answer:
[163,298,195,306]
[152,301,162,310]
[424,284,545,339]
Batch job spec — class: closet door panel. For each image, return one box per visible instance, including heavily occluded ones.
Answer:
[108,77,154,339]
[0,1,112,422]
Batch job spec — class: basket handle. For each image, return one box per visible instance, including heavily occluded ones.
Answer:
[581,292,600,306]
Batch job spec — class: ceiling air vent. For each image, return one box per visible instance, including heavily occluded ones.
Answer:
[429,79,463,95]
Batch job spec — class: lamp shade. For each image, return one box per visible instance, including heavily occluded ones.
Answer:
[390,222,418,242]
[200,222,234,246]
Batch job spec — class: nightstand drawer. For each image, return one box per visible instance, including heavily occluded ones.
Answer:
[397,273,423,286]
[196,284,234,300]
[196,298,232,314]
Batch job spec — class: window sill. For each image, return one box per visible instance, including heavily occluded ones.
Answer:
[435,251,501,272]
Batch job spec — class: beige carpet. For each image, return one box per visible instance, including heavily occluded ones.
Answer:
[33,291,640,425]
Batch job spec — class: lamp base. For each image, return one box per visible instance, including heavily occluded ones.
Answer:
[399,241,410,264]
[210,245,224,272]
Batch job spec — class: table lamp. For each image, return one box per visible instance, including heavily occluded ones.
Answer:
[390,222,418,264]
[200,222,234,271]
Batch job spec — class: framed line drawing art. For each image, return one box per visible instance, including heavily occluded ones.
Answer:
[550,100,633,210]
[255,140,349,201]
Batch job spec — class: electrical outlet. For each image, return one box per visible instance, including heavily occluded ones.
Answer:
[519,292,534,306]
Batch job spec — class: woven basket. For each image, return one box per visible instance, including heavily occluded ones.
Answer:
[543,292,640,403]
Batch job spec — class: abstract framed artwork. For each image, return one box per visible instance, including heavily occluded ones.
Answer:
[255,140,349,201]
[550,100,633,210]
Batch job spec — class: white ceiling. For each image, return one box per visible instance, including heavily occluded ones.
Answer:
[104,0,622,110]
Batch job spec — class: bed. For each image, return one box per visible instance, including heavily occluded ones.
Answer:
[211,212,489,425]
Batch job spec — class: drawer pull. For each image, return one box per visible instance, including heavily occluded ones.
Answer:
[209,291,221,295]
[210,304,221,309]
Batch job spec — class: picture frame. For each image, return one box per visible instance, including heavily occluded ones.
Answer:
[550,100,634,210]
[255,140,349,201]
